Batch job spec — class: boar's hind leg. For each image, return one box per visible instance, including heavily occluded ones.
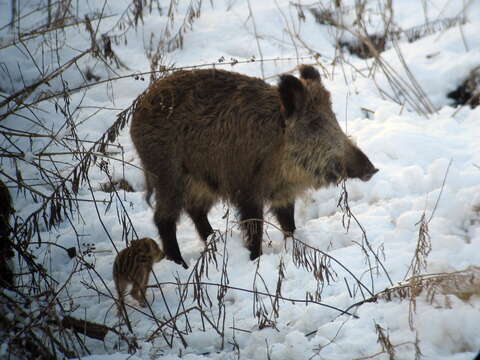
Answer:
[186,203,214,243]
[272,202,296,237]
[237,201,264,261]
[153,188,189,269]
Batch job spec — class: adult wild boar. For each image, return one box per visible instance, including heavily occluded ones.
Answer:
[130,65,378,269]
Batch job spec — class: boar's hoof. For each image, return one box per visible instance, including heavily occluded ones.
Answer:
[179,258,189,269]
[249,249,262,261]
[168,255,189,269]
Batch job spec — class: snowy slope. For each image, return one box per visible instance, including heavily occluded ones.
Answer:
[1,0,480,359]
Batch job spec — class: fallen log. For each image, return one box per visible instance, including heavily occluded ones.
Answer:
[61,315,109,341]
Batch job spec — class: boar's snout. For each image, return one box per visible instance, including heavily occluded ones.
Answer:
[360,166,379,182]
[346,146,379,182]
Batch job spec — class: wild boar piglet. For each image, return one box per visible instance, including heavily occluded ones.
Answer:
[113,237,164,314]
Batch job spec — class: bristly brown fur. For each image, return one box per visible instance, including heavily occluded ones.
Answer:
[130,66,378,268]
[113,237,164,315]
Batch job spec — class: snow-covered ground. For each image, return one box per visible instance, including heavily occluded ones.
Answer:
[1,0,480,359]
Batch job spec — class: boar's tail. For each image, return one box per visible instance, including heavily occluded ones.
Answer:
[144,171,154,207]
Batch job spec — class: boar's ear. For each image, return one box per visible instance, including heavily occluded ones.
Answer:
[278,74,306,117]
[299,65,320,82]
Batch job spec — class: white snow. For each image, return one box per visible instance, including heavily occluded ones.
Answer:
[1,0,480,359]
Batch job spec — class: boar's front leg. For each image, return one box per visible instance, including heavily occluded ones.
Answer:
[237,200,264,260]
[154,215,188,269]
[272,202,296,237]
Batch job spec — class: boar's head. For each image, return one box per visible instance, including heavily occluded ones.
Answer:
[278,65,378,187]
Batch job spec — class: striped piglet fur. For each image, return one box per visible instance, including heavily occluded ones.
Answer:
[113,237,164,315]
